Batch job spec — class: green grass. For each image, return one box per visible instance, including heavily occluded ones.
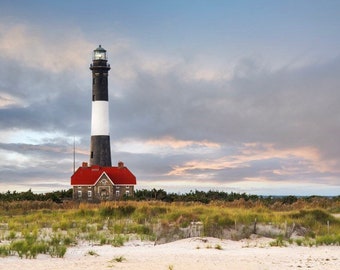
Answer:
[0,200,339,259]
[0,245,11,257]
[269,235,287,247]
[316,234,340,246]
[87,250,99,256]
[111,255,126,262]
[214,244,223,250]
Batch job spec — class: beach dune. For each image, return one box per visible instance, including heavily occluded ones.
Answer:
[1,237,339,270]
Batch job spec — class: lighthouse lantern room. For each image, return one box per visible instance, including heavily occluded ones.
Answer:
[93,45,107,60]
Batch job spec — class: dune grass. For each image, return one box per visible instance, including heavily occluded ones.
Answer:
[0,199,339,258]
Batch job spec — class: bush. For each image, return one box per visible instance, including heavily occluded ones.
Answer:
[214,244,223,250]
[10,240,29,258]
[316,234,340,246]
[0,245,10,257]
[290,209,336,223]
[112,255,126,262]
[10,236,55,258]
[269,235,287,247]
[99,206,116,217]
[99,204,136,218]
[49,244,67,258]
[111,235,126,247]
[117,205,136,217]
[7,231,16,240]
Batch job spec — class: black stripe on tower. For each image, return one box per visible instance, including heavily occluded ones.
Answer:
[90,135,112,167]
[90,60,110,101]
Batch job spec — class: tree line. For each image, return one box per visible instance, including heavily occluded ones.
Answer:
[0,188,338,205]
[133,189,339,205]
[133,189,260,203]
[0,189,72,203]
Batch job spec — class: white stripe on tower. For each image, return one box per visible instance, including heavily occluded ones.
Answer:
[91,101,109,135]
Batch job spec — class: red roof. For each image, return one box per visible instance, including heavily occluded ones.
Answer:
[71,165,136,186]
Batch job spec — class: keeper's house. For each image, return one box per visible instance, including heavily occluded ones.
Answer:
[71,161,136,202]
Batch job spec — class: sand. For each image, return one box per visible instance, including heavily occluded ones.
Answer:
[0,237,339,270]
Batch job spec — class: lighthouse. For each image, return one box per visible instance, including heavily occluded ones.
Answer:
[71,45,136,201]
[89,45,112,167]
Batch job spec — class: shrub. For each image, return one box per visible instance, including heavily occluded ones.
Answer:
[290,209,336,223]
[316,234,340,246]
[117,205,136,217]
[9,234,50,259]
[77,208,95,217]
[128,224,151,235]
[295,238,303,246]
[99,203,136,218]
[99,206,115,217]
[269,235,287,247]
[100,236,107,245]
[112,255,126,262]
[0,245,10,257]
[87,250,99,256]
[214,244,223,250]
[10,240,28,258]
[48,234,68,258]
[63,235,76,246]
[111,235,126,247]
[7,230,16,240]
[49,244,67,258]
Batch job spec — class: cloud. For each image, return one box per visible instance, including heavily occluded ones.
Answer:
[0,22,92,73]
[113,136,220,155]
[110,53,340,165]
[165,143,339,185]
[0,20,339,194]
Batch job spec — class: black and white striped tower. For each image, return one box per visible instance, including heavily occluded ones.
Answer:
[89,45,112,167]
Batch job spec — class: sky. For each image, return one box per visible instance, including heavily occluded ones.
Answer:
[0,0,340,196]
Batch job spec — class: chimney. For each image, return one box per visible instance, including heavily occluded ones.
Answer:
[82,162,88,167]
[118,161,124,168]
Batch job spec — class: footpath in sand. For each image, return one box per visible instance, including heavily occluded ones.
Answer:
[1,237,339,270]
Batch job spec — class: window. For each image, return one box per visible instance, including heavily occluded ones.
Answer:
[93,78,95,85]
[88,191,92,197]
[126,190,130,196]
[91,152,93,158]
[116,190,120,198]
[77,190,82,198]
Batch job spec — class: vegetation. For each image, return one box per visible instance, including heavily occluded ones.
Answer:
[0,189,339,259]
[214,244,223,250]
[87,250,99,256]
[0,189,72,203]
[112,255,126,262]
[1,188,339,207]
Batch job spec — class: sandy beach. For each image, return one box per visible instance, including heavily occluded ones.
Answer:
[1,237,339,270]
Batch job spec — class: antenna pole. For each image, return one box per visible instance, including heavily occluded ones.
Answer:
[73,137,76,173]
